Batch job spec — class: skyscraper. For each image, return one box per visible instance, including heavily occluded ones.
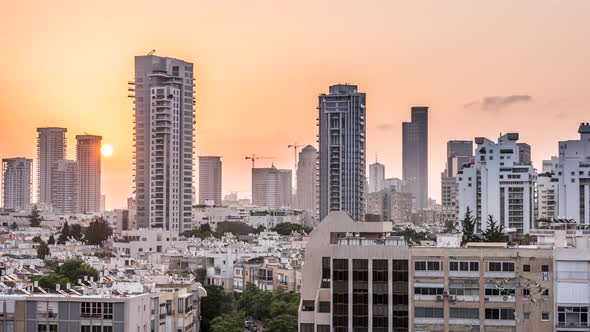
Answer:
[441,140,473,226]
[2,158,32,210]
[36,127,67,205]
[76,135,101,213]
[252,166,292,209]
[368,161,385,193]
[198,156,222,206]
[402,107,428,209]
[446,140,473,177]
[318,84,366,221]
[132,55,195,233]
[296,145,318,217]
[51,160,78,214]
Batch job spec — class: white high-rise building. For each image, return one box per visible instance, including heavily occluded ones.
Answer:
[76,135,101,213]
[441,140,473,226]
[2,158,32,210]
[368,162,385,193]
[36,127,67,205]
[132,55,195,234]
[538,157,559,220]
[318,84,366,221]
[457,133,537,233]
[252,166,292,209]
[198,156,222,206]
[296,145,318,217]
[51,159,78,214]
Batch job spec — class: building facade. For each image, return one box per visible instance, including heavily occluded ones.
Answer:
[51,160,79,214]
[132,55,195,233]
[296,145,318,218]
[458,133,537,233]
[76,135,102,213]
[441,140,473,227]
[369,162,385,193]
[318,84,366,221]
[36,127,67,205]
[402,107,428,209]
[198,156,222,206]
[252,166,292,209]
[1,158,32,210]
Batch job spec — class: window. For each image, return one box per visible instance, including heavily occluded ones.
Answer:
[318,301,330,313]
[558,306,588,327]
[542,312,550,321]
[415,260,441,271]
[37,325,47,332]
[414,287,444,295]
[450,308,479,319]
[449,279,479,296]
[522,288,530,296]
[415,307,444,318]
[300,323,314,332]
[485,308,515,320]
[524,312,530,320]
[541,288,550,296]
[523,264,530,272]
[485,287,515,296]
[488,261,514,272]
[449,261,479,272]
[541,265,549,272]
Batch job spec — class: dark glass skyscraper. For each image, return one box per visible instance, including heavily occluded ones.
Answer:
[402,107,428,209]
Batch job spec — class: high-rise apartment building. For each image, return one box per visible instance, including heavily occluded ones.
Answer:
[369,161,385,193]
[36,127,67,205]
[132,55,195,233]
[538,157,559,221]
[252,166,292,209]
[50,159,78,214]
[402,107,428,209]
[441,140,473,226]
[1,158,32,210]
[198,156,222,206]
[318,84,366,221]
[457,133,537,233]
[76,135,101,213]
[296,145,318,217]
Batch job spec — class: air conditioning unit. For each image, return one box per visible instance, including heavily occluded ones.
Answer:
[436,295,444,301]
[443,290,449,296]
[449,295,457,302]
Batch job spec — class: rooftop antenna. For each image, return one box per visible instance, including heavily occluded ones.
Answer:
[287,143,301,172]
[147,49,156,56]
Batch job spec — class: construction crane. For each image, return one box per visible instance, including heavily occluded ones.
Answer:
[147,49,156,56]
[245,154,272,168]
[287,143,302,172]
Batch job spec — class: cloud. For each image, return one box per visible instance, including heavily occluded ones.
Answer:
[376,123,394,131]
[464,95,532,112]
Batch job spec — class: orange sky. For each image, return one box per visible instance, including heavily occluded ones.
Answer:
[1,0,589,209]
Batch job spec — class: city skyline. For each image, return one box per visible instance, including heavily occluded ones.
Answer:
[1,1,590,209]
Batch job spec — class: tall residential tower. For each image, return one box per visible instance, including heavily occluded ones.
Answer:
[252,166,292,209]
[36,127,67,205]
[318,84,366,221]
[2,158,32,210]
[76,135,101,213]
[295,145,318,218]
[132,55,195,233]
[198,156,222,206]
[402,107,428,209]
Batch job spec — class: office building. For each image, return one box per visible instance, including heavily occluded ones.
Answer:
[318,84,366,221]
[441,140,473,227]
[384,177,406,193]
[298,212,410,332]
[50,160,78,214]
[76,135,102,213]
[252,165,292,209]
[36,127,67,205]
[1,158,32,210]
[457,133,537,233]
[295,145,318,217]
[369,162,385,193]
[367,187,413,224]
[402,107,428,209]
[132,55,195,233]
[198,156,222,206]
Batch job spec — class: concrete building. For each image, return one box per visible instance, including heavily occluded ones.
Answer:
[198,156,222,206]
[36,127,67,205]
[104,209,130,233]
[296,145,318,218]
[318,84,367,221]
[384,177,406,193]
[403,107,428,209]
[132,55,195,234]
[1,158,32,210]
[538,157,559,221]
[458,133,537,234]
[298,212,410,332]
[367,187,413,224]
[50,160,78,214]
[76,135,102,213]
[252,165,292,209]
[369,162,385,193]
[441,140,473,227]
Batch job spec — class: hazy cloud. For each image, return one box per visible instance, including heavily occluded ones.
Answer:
[376,123,395,131]
[465,95,532,111]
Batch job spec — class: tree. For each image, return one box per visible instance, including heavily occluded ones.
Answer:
[201,285,235,331]
[84,217,112,246]
[32,273,69,291]
[210,314,243,332]
[36,241,50,259]
[56,259,98,283]
[10,222,17,230]
[29,205,43,227]
[70,224,84,241]
[57,221,70,244]
[461,207,477,244]
[47,234,55,245]
[182,223,213,239]
[482,215,506,242]
[32,236,43,243]
[271,222,312,236]
[392,227,434,244]
[266,314,297,332]
[215,221,259,237]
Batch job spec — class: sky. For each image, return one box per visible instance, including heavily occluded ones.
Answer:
[0,0,589,209]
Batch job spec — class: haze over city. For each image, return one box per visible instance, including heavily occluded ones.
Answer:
[1,0,589,209]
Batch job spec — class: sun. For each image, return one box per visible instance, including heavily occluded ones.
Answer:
[101,144,113,157]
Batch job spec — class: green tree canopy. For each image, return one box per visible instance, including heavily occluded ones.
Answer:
[56,259,98,284]
[32,273,69,291]
[482,215,506,242]
[270,222,312,236]
[201,285,236,331]
[209,314,243,332]
[461,207,477,244]
[70,224,84,241]
[266,314,297,332]
[215,221,259,237]
[84,217,112,246]
[29,205,42,227]
[57,221,70,244]
[47,234,55,245]
[36,241,50,259]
